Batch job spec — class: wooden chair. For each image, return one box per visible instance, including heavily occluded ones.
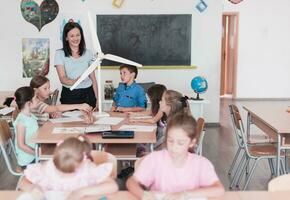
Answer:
[195,117,205,155]
[0,120,23,190]
[229,106,286,190]
[91,150,117,179]
[45,89,59,105]
[268,174,290,191]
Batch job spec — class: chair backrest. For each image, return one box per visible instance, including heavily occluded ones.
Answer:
[195,117,205,155]
[45,89,59,105]
[229,105,246,146]
[229,105,250,153]
[0,120,23,177]
[91,150,117,179]
[0,119,12,143]
[139,82,156,93]
[268,174,290,191]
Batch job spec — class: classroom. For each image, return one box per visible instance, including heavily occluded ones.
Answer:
[1,0,290,199]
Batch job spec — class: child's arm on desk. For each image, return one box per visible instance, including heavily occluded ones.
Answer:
[126,176,162,200]
[67,177,118,200]
[162,181,224,200]
[117,106,146,112]
[129,109,163,124]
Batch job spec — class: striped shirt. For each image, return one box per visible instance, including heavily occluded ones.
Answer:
[31,101,49,124]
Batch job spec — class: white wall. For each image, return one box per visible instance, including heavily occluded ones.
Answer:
[223,0,290,98]
[0,0,222,123]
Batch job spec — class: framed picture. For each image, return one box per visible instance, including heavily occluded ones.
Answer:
[22,38,50,78]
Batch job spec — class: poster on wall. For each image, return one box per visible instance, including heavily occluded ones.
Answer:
[22,38,50,78]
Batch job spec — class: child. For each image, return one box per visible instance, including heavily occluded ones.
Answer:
[126,113,225,199]
[30,75,92,123]
[129,84,167,124]
[5,87,38,168]
[19,136,118,200]
[159,90,191,120]
[111,64,147,112]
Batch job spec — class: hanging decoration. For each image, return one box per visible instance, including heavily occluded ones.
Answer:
[112,0,125,8]
[20,0,59,31]
[196,0,207,13]
[228,0,244,4]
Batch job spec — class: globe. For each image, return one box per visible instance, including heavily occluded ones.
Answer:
[191,76,208,100]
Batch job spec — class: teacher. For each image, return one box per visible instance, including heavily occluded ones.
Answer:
[54,21,98,108]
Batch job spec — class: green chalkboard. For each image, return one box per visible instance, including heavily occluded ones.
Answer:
[96,14,192,66]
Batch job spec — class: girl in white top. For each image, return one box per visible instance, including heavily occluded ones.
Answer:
[19,135,118,200]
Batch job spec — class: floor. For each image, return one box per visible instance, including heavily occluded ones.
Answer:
[1,98,289,190]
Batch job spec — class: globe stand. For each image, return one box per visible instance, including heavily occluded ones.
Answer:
[190,93,203,101]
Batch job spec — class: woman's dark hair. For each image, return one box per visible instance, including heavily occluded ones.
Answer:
[30,75,49,89]
[4,87,34,109]
[165,112,197,153]
[62,22,86,57]
[147,84,167,116]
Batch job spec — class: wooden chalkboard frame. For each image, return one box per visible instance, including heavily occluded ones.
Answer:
[96,14,193,69]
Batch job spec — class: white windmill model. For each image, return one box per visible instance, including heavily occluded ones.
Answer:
[70,12,142,117]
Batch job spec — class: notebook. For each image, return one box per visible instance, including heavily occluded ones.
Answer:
[102,130,134,139]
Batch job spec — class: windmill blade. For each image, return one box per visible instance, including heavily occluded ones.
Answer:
[87,12,102,54]
[104,54,142,67]
[70,59,99,91]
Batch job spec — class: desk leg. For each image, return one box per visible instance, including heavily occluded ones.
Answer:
[277,134,281,176]
[150,143,154,152]
[200,104,204,118]
[35,144,39,163]
[246,112,251,139]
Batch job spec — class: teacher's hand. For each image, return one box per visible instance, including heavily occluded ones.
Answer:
[80,103,92,113]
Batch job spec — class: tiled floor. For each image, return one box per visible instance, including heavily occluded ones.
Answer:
[1,98,289,190]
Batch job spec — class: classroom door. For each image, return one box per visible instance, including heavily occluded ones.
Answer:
[220,13,239,98]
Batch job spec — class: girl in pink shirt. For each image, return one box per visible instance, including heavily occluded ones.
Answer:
[19,136,118,200]
[126,113,224,200]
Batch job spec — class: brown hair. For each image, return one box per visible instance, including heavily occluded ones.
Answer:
[165,112,197,152]
[163,90,190,119]
[119,64,138,79]
[4,86,34,110]
[53,135,92,173]
[147,84,167,116]
[30,75,49,89]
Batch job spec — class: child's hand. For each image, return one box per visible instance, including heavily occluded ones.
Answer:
[50,112,62,118]
[111,106,117,112]
[66,189,83,200]
[80,103,92,113]
[162,192,184,200]
[142,191,157,200]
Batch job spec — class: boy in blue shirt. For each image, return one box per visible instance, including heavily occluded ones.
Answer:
[111,64,147,112]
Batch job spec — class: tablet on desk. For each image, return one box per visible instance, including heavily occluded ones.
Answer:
[102,131,134,139]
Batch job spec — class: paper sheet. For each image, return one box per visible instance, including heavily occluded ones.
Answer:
[62,110,82,117]
[129,116,152,119]
[85,125,111,133]
[49,117,83,123]
[0,107,15,115]
[52,127,85,134]
[118,125,156,132]
[95,117,124,125]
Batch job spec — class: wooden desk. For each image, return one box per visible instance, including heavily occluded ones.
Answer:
[31,112,156,161]
[102,99,210,119]
[2,191,290,200]
[243,104,290,176]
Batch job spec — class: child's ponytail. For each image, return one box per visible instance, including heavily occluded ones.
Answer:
[3,97,15,107]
